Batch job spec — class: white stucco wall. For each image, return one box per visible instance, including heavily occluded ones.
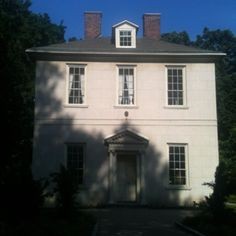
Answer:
[33,60,219,206]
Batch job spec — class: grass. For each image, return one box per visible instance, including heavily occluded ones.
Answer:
[182,209,236,236]
[225,195,236,212]
[0,208,96,236]
[227,194,236,204]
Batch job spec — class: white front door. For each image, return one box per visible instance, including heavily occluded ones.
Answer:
[117,155,137,202]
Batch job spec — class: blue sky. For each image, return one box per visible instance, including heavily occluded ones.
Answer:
[30,0,236,40]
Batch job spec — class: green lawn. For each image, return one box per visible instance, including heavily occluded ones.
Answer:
[182,210,236,236]
[1,209,96,236]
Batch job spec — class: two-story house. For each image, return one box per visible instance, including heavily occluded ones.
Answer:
[27,12,224,206]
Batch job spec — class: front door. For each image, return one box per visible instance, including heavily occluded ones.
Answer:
[117,154,137,202]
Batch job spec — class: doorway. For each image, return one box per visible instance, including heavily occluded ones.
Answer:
[116,154,137,202]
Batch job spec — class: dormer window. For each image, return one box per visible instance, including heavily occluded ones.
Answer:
[120,30,132,46]
[113,20,138,48]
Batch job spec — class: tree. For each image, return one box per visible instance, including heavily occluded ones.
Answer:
[0,0,65,220]
[195,28,236,75]
[161,31,192,46]
[68,36,78,42]
[195,28,236,196]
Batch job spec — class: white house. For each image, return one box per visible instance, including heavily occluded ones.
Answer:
[27,12,224,206]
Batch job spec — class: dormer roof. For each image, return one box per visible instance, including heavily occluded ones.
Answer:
[112,20,139,30]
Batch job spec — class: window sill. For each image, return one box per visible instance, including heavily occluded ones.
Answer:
[164,106,189,110]
[64,104,89,108]
[114,105,139,109]
[165,185,191,190]
[116,45,136,48]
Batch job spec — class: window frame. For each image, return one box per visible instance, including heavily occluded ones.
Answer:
[165,65,187,108]
[116,28,136,48]
[119,30,132,47]
[167,143,190,189]
[116,65,137,107]
[65,64,88,107]
[65,143,85,186]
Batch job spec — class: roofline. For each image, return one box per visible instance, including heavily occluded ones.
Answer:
[144,13,161,16]
[84,11,102,14]
[112,20,139,28]
[25,48,226,56]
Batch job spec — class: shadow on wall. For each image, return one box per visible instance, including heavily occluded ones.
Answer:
[33,62,193,207]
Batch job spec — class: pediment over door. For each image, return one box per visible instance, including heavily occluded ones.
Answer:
[104,130,149,146]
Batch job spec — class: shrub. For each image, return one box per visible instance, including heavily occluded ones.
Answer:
[50,165,79,218]
[203,162,228,220]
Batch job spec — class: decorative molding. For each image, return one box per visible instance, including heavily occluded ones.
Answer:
[104,129,149,146]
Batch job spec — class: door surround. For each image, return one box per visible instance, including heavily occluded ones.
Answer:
[104,129,148,204]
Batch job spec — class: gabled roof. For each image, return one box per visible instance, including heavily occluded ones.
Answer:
[112,20,139,29]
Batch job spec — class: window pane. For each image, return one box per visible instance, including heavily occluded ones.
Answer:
[167,68,184,106]
[118,67,135,105]
[174,146,179,153]
[120,30,132,46]
[68,66,85,104]
[169,145,186,185]
[178,83,183,90]
[180,146,185,153]
[69,67,74,74]
[169,161,174,168]
[67,144,84,185]
[178,69,182,76]
[75,68,79,74]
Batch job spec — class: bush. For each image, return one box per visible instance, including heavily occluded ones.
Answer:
[50,165,79,218]
[203,162,228,220]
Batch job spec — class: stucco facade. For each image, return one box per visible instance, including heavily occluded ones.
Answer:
[28,12,224,206]
[33,60,219,206]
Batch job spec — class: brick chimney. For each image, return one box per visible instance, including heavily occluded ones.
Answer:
[84,12,102,39]
[143,13,161,40]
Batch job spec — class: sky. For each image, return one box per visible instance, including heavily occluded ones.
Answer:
[30,0,236,41]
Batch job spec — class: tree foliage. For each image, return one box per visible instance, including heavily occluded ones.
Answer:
[162,31,191,46]
[0,0,65,220]
[195,28,236,196]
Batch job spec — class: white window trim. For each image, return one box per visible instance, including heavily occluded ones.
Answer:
[165,65,188,108]
[64,142,86,187]
[116,65,137,107]
[65,64,88,107]
[116,28,136,48]
[166,143,191,190]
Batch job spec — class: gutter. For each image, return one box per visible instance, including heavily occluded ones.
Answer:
[25,48,226,57]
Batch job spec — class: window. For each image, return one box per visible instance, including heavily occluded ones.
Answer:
[168,144,187,185]
[114,22,137,48]
[167,67,185,106]
[118,67,135,105]
[66,144,84,185]
[120,30,132,46]
[67,65,85,104]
